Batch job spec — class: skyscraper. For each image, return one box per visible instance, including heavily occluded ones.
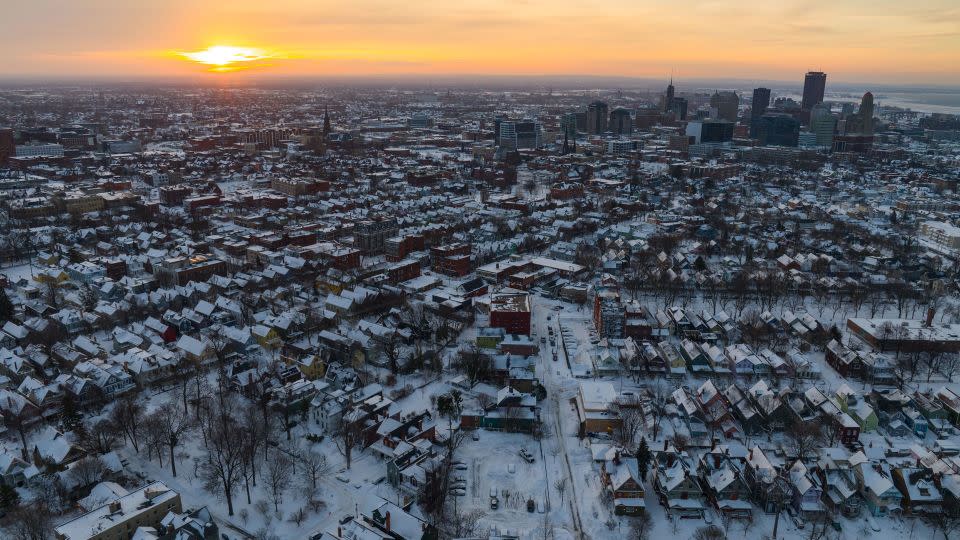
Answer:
[859,91,874,136]
[497,119,541,150]
[608,108,632,135]
[664,78,675,113]
[586,101,609,134]
[833,92,875,153]
[709,91,739,122]
[0,128,14,164]
[671,97,688,121]
[757,113,800,147]
[809,104,837,147]
[560,112,578,139]
[801,71,827,112]
[750,88,771,138]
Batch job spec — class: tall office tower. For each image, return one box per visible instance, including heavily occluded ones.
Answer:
[634,107,661,130]
[801,71,827,112]
[498,120,541,150]
[671,97,689,120]
[560,112,578,139]
[709,91,739,122]
[757,113,801,147]
[0,128,14,163]
[493,116,506,145]
[664,78,675,112]
[586,101,609,134]
[685,120,734,144]
[514,120,542,149]
[750,88,771,138]
[497,121,516,150]
[608,108,633,135]
[859,92,874,136]
[809,104,837,147]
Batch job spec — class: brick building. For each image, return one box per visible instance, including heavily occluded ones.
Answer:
[489,292,532,335]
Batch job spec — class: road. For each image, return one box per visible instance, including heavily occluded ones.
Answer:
[532,295,589,540]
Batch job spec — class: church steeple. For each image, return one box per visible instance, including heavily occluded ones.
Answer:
[322,106,332,135]
[561,132,570,155]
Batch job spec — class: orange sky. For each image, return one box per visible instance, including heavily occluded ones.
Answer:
[2,0,959,84]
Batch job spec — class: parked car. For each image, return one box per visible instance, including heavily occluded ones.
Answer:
[472,431,480,441]
[454,463,468,471]
[527,499,535,512]
[450,488,466,497]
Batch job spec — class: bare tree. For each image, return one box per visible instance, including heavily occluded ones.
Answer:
[373,331,405,376]
[693,524,726,540]
[150,401,194,477]
[6,502,54,540]
[614,396,644,448]
[554,478,567,504]
[786,419,823,461]
[648,381,669,441]
[78,419,118,455]
[199,397,246,516]
[66,456,108,489]
[264,450,293,512]
[142,412,167,468]
[630,510,653,540]
[927,511,960,540]
[240,404,266,505]
[108,395,144,454]
[440,507,487,539]
[2,401,36,461]
[333,415,363,470]
[297,448,330,495]
[454,344,492,386]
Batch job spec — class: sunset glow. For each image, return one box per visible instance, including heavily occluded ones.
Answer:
[2,0,960,84]
[179,46,275,72]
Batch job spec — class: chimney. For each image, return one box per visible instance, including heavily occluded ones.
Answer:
[664,440,669,451]
[385,511,391,532]
[714,454,721,468]
[614,451,621,465]
[711,439,716,450]
[926,307,935,328]
[337,526,342,538]
[749,448,754,461]
[108,500,121,514]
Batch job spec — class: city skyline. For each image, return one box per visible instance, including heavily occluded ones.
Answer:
[2,0,960,85]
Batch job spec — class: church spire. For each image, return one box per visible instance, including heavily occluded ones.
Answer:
[322,106,331,135]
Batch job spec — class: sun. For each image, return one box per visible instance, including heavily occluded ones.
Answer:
[178,46,273,72]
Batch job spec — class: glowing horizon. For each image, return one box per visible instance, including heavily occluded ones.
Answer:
[178,46,278,72]
[2,0,960,85]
